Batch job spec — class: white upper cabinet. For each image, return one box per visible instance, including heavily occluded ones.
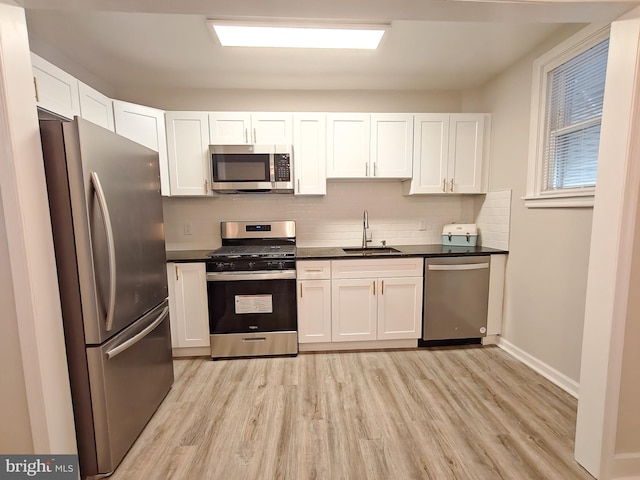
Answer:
[78,81,114,131]
[370,114,413,178]
[208,112,292,145]
[31,52,80,120]
[113,100,170,196]
[326,113,371,178]
[406,113,486,194]
[449,114,486,193]
[327,113,413,179]
[293,113,327,195]
[165,112,212,196]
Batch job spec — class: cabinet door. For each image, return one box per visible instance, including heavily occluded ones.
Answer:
[407,114,449,194]
[377,277,423,340]
[167,263,210,349]
[371,114,413,178]
[252,113,292,144]
[78,81,114,131]
[113,101,170,196]
[165,112,212,196]
[297,280,332,343]
[31,52,80,120]
[326,114,370,178]
[208,112,251,144]
[293,113,327,195]
[448,114,485,193]
[331,279,377,342]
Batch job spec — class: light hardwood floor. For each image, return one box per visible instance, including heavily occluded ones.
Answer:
[109,346,593,480]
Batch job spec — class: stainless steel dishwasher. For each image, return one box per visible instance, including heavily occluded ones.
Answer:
[423,256,490,341]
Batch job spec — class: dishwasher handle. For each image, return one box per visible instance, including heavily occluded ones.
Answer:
[428,263,489,271]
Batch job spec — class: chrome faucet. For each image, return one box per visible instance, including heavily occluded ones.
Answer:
[362,210,372,249]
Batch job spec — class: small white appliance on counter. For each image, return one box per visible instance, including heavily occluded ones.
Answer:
[442,223,478,247]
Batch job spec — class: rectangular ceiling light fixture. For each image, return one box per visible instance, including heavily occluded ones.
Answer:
[208,21,388,50]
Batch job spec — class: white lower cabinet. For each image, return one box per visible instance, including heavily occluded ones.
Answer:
[332,273,423,342]
[297,280,332,343]
[331,278,378,341]
[376,276,423,340]
[167,262,210,350]
[297,258,423,347]
[297,261,332,343]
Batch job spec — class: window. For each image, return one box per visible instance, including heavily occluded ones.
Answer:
[525,25,610,208]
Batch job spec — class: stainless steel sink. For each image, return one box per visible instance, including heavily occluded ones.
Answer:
[342,247,401,255]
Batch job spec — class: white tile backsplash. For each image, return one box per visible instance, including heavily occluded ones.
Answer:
[474,189,512,250]
[163,181,477,250]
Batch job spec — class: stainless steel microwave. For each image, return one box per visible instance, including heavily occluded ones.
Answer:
[209,144,293,193]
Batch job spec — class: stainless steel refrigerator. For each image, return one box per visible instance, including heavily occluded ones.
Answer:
[40,118,174,479]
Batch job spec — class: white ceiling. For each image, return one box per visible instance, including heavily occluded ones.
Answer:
[22,0,636,92]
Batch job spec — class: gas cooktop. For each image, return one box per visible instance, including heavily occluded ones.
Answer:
[208,245,296,259]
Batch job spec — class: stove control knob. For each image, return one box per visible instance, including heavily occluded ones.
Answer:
[248,261,256,269]
[215,262,225,271]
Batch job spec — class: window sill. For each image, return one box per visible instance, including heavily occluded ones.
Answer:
[523,193,594,208]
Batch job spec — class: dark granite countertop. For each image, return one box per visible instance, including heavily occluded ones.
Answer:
[166,245,507,263]
[296,245,507,260]
[166,249,213,262]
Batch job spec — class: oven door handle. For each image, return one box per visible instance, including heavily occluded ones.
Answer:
[206,271,297,281]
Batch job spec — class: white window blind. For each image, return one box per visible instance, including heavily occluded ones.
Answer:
[543,38,609,192]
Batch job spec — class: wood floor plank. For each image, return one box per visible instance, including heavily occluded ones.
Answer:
[108,346,593,480]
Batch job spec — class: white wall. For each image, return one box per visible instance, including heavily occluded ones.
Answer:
[575,9,640,478]
[0,186,33,453]
[164,182,476,249]
[462,24,590,386]
[0,2,76,454]
[114,87,462,113]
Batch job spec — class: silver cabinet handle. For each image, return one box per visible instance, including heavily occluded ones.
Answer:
[106,306,169,359]
[253,128,257,144]
[297,179,300,193]
[374,162,377,176]
[365,163,369,176]
[428,263,489,271]
[244,128,248,144]
[442,178,446,192]
[450,178,454,192]
[90,171,117,332]
[34,77,40,102]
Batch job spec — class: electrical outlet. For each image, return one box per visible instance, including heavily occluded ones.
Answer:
[183,223,193,235]
[418,219,427,231]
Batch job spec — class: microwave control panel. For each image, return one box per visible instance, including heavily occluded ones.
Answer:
[274,154,291,182]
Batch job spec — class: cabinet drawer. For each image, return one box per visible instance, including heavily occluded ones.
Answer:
[331,257,423,279]
[296,260,331,280]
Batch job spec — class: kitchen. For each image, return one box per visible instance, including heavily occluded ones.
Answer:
[1,1,639,479]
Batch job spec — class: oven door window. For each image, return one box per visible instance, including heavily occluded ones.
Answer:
[208,278,297,333]
[212,153,270,182]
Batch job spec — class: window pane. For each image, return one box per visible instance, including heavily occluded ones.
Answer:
[543,38,609,191]
[546,123,600,189]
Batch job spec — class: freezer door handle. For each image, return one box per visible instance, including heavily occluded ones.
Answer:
[90,171,117,332]
[106,306,169,359]
[428,263,490,271]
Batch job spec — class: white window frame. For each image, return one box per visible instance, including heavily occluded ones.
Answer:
[524,23,610,208]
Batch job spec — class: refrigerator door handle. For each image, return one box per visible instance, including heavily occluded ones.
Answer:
[106,305,169,359]
[90,171,117,332]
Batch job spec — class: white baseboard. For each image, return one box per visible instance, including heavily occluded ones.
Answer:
[172,346,211,358]
[299,339,417,352]
[613,452,640,479]
[497,338,580,398]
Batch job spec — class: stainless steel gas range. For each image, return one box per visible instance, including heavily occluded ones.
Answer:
[206,221,298,359]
